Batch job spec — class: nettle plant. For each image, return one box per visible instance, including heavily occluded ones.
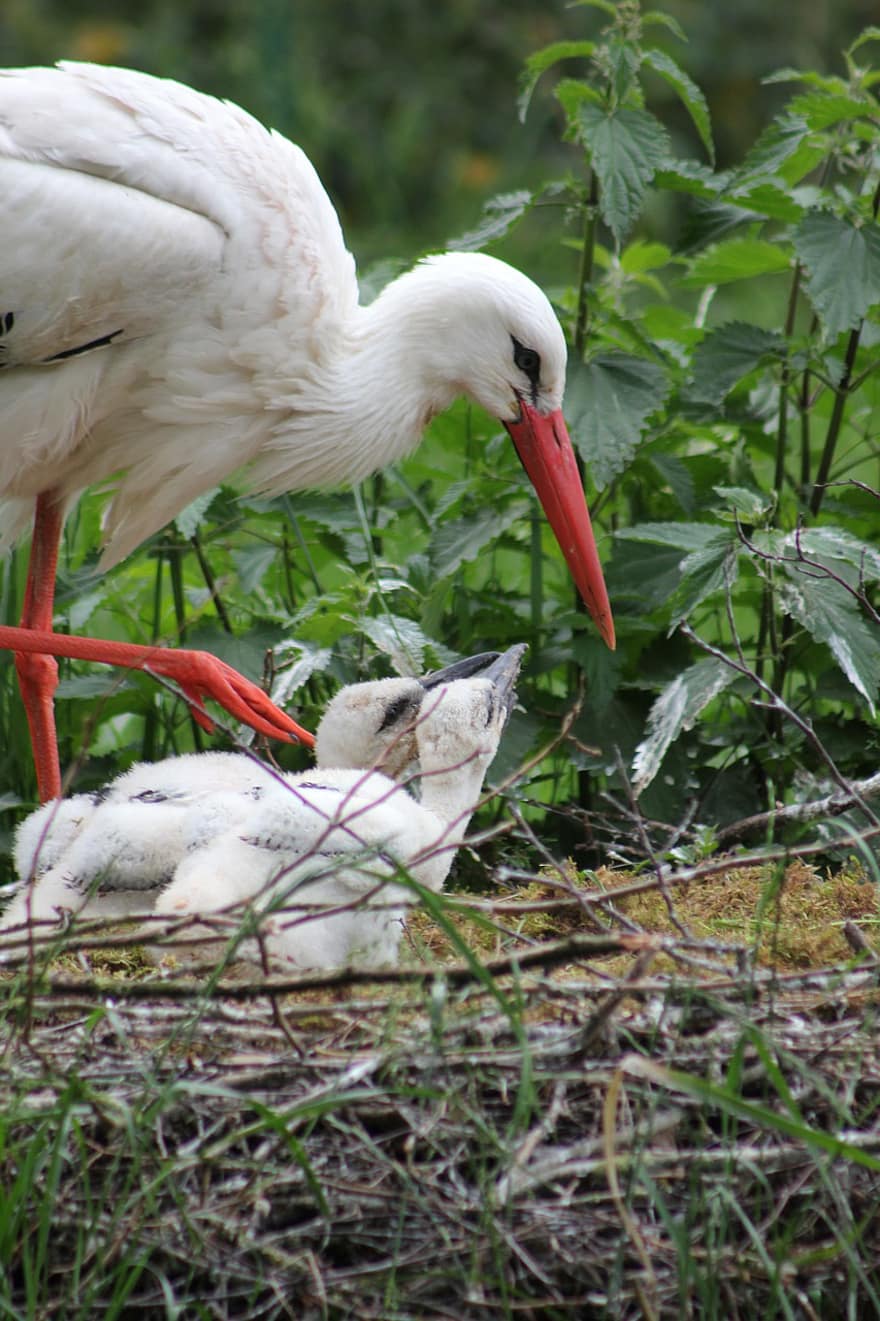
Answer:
[452,3,880,839]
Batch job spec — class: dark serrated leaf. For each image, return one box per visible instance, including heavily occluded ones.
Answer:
[576,104,671,242]
[607,33,640,103]
[642,47,714,162]
[448,190,533,252]
[790,527,880,582]
[430,502,530,579]
[632,656,737,791]
[615,521,722,551]
[647,452,696,512]
[232,545,277,596]
[691,323,786,404]
[793,212,880,339]
[360,615,427,675]
[683,238,791,287]
[674,535,739,617]
[55,672,136,700]
[606,542,688,612]
[779,571,880,714]
[566,353,670,487]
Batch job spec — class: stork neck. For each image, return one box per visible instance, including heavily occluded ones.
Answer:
[418,740,493,838]
[248,264,466,495]
[342,278,459,445]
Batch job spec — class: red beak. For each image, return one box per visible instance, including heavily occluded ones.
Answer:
[504,401,615,649]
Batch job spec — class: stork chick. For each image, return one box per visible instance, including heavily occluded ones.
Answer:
[2,647,524,968]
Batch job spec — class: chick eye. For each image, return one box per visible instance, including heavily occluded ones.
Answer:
[377,693,418,732]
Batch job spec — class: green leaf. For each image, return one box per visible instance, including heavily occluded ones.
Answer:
[429,502,530,579]
[448,190,533,252]
[607,542,691,612]
[632,656,737,792]
[517,40,596,121]
[288,493,359,535]
[762,67,848,91]
[174,487,220,539]
[734,111,808,182]
[849,27,880,57]
[566,353,670,487]
[690,323,786,404]
[789,527,880,582]
[647,452,695,512]
[607,33,640,103]
[232,545,277,595]
[674,536,739,617]
[554,78,604,122]
[727,181,805,223]
[570,0,617,14]
[793,212,880,339]
[68,589,108,632]
[641,10,688,42]
[683,238,791,287]
[269,642,333,710]
[359,614,428,675]
[654,159,723,198]
[642,47,714,162]
[619,240,673,274]
[615,521,721,551]
[55,672,134,700]
[779,572,880,714]
[712,485,774,521]
[788,90,876,130]
[575,104,671,242]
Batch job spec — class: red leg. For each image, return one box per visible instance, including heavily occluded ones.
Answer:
[14,492,64,802]
[2,627,315,755]
[4,493,315,802]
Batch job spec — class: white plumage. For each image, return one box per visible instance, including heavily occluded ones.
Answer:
[0,62,613,804]
[3,647,523,969]
[1,62,580,562]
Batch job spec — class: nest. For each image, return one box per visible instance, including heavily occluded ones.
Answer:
[3,865,880,1319]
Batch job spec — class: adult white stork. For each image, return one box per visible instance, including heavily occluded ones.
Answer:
[0,62,614,804]
[4,646,523,969]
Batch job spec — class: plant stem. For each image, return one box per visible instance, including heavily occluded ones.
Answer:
[772,263,801,502]
[809,179,880,516]
[573,170,600,852]
[574,172,599,359]
[809,324,862,517]
[190,532,233,634]
[281,496,323,593]
[761,262,802,716]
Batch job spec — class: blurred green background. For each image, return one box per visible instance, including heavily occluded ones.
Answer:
[1,0,874,274]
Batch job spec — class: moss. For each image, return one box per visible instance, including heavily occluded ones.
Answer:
[410,860,878,977]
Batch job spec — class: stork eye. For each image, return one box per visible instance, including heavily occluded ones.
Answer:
[512,337,541,381]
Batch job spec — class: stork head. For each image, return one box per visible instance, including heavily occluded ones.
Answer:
[313,646,524,779]
[413,643,526,775]
[375,253,615,649]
